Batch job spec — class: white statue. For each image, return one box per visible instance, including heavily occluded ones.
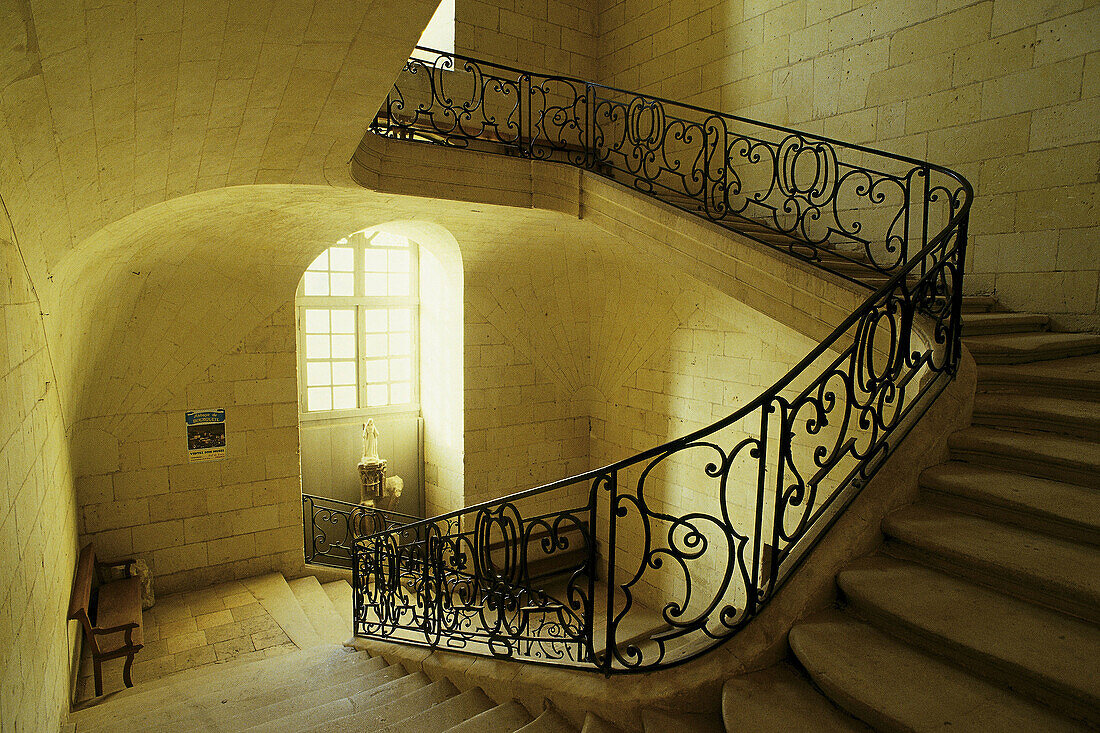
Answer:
[362,419,380,463]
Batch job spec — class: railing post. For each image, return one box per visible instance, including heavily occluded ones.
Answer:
[749,405,770,611]
[302,495,313,563]
[586,82,596,169]
[602,470,617,674]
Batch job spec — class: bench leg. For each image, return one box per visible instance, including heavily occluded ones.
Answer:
[93,658,103,697]
[122,653,135,688]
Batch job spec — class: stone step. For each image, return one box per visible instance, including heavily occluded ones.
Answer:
[964,331,1100,364]
[963,311,1050,335]
[977,354,1100,401]
[70,644,363,729]
[920,462,1100,545]
[516,708,579,732]
[322,579,354,631]
[291,674,450,733]
[447,700,533,732]
[144,655,392,733]
[721,664,868,731]
[378,687,494,733]
[241,572,321,649]
[215,660,406,732]
[581,712,626,732]
[882,503,1100,623]
[962,295,998,313]
[837,555,1100,724]
[789,610,1087,732]
[971,392,1100,440]
[948,426,1100,488]
[289,575,351,645]
[641,707,724,732]
[292,671,434,733]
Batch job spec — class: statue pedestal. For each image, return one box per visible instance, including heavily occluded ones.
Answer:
[358,459,386,506]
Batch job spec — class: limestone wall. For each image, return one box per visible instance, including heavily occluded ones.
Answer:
[75,303,303,595]
[596,0,1100,330]
[0,205,79,731]
[457,0,597,77]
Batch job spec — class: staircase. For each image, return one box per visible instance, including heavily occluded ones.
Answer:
[66,573,624,733]
[724,296,1100,731]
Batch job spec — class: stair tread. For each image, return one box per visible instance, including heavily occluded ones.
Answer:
[949,426,1100,486]
[722,664,867,731]
[641,707,724,732]
[379,687,493,733]
[838,555,1100,713]
[516,708,578,733]
[288,575,350,644]
[214,660,404,731]
[322,579,353,630]
[790,610,1087,731]
[920,462,1100,540]
[71,644,361,727]
[241,572,322,649]
[965,311,1049,326]
[446,701,532,733]
[973,392,1100,425]
[882,503,1100,613]
[293,674,446,733]
[581,713,626,733]
[962,295,998,312]
[977,353,1100,398]
[964,331,1100,363]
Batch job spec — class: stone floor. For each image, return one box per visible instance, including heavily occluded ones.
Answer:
[75,579,298,703]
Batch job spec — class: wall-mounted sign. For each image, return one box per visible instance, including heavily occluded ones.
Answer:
[186,409,226,462]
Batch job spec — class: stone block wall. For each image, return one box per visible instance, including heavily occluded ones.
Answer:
[74,302,303,595]
[0,209,78,732]
[596,0,1100,330]
[457,0,597,77]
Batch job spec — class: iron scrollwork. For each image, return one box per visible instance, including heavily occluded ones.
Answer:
[359,47,972,674]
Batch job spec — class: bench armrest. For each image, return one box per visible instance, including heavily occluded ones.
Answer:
[97,558,137,578]
[93,621,140,648]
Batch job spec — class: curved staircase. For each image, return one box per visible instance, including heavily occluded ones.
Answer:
[725,296,1100,731]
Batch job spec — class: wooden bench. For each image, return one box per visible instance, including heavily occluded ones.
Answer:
[68,543,144,696]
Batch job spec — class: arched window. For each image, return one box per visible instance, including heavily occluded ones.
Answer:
[296,230,419,416]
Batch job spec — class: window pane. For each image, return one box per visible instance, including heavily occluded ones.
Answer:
[390,357,411,381]
[332,385,357,409]
[306,250,329,271]
[332,334,356,359]
[389,308,411,331]
[389,332,411,355]
[388,249,410,273]
[366,384,389,407]
[364,359,388,382]
[364,309,387,332]
[304,309,329,333]
[330,272,354,296]
[305,335,330,358]
[391,382,412,404]
[363,333,387,357]
[363,249,388,273]
[372,232,407,248]
[307,387,332,411]
[303,272,329,296]
[329,247,354,271]
[306,361,331,386]
[332,361,357,385]
[364,272,387,294]
[388,273,409,296]
[331,309,356,333]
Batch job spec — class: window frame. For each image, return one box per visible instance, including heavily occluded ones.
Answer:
[295,232,421,423]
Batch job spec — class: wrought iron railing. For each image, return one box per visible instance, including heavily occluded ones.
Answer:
[302,493,419,569]
[355,48,972,673]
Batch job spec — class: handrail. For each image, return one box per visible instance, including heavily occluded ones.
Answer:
[355,47,972,673]
[302,493,419,569]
